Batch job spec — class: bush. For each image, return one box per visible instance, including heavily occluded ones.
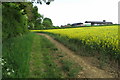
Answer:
[2,3,28,40]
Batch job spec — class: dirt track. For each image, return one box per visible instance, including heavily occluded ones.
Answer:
[37,33,115,78]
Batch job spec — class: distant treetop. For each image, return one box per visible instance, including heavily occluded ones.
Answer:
[1,0,54,5]
[31,0,54,5]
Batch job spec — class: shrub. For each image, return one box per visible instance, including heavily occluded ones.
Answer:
[2,3,28,40]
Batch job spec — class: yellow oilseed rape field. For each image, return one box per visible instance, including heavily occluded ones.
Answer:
[31,25,119,60]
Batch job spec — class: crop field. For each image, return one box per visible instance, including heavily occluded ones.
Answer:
[31,25,119,63]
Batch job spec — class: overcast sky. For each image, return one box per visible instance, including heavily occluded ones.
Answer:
[34,0,119,26]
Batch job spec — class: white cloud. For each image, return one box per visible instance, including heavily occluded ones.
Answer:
[35,0,119,26]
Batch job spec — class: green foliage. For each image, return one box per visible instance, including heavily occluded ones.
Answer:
[60,59,82,78]
[2,3,29,40]
[27,5,43,29]
[21,2,34,22]
[2,33,35,78]
[42,18,53,28]
[28,23,35,29]
[32,6,39,20]
[31,0,55,5]
[2,2,44,39]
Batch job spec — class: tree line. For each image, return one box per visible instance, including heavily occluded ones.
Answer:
[2,2,53,40]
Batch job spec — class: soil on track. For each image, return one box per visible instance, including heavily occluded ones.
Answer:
[37,33,116,78]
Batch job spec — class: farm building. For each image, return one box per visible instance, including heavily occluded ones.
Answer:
[71,23,83,26]
[85,20,113,26]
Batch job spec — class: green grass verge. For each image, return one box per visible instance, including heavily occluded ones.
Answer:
[2,33,35,78]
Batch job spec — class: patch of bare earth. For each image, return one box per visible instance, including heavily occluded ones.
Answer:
[52,50,68,77]
[37,33,117,78]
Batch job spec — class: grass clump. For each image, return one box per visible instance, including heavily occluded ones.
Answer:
[60,59,82,78]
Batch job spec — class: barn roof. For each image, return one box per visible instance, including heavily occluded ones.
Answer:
[85,21,113,24]
[72,23,83,25]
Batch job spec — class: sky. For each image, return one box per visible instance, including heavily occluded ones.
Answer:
[33,0,119,26]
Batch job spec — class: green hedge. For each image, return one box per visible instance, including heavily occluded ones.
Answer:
[2,3,28,40]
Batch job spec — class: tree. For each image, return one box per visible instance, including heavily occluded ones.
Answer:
[2,2,44,39]
[2,3,29,40]
[31,0,54,5]
[31,6,43,29]
[42,18,53,28]
[2,1,54,39]
[23,2,34,22]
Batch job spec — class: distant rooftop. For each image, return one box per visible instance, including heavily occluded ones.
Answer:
[71,23,83,26]
[85,20,113,25]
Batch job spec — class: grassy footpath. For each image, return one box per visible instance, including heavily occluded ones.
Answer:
[28,34,82,78]
[2,33,82,78]
[2,33,35,78]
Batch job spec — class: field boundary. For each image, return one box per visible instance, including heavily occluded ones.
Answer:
[37,33,115,78]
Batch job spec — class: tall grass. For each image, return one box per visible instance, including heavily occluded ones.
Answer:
[2,33,35,78]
